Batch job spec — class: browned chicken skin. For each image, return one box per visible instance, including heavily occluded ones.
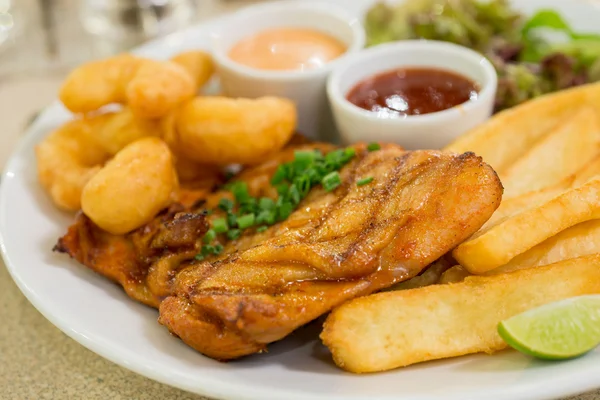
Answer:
[158,147,503,360]
[54,143,335,308]
[54,205,209,307]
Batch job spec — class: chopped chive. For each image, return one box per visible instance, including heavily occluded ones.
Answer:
[214,244,224,254]
[294,150,317,167]
[227,229,241,240]
[295,175,311,197]
[344,147,356,158]
[203,229,216,243]
[257,226,268,233]
[237,213,256,229]
[288,184,301,205]
[367,142,381,152]
[227,212,237,228]
[256,210,276,225]
[277,201,294,221]
[218,198,234,212]
[239,197,257,214]
[357,177,374,186]
[195,254,204,261]
[271,165,287,185]
[322,171,342,192]
[230,181,250,202]
[212,218,228,233]
[201,245,214,256]
[258,197,275,210]
[275,183,289,197]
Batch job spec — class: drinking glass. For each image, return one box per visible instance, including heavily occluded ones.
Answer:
[80,0,197,41]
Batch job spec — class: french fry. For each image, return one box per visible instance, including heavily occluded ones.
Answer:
[453,178,600,274]
[321,255,600,373]
[444,82,600,174]
[487,220,600,275]
[500,107,600,198]
[479,177,574,234]
[573,153,600,187]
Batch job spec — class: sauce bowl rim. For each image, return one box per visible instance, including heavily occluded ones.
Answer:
[327,40,498,124]
[209,0,366,81]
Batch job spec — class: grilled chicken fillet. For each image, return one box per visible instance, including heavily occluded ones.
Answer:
[158,147,503,360]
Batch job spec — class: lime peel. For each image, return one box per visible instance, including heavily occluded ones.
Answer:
[498,295,600,360]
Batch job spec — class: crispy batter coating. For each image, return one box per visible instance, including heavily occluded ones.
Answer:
[59,51,214,118]
[35,120,110,211]
[169,96,297,165]
[81,138,179,235]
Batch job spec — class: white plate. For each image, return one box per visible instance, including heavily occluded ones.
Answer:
[2,1,600,399]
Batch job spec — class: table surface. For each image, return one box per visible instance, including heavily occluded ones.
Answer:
[0,1,598,399]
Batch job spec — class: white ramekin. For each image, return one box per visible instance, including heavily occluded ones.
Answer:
[327,40,498,150]
[210,1,365,140]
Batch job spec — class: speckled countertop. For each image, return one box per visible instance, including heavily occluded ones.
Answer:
[0,1,599,399]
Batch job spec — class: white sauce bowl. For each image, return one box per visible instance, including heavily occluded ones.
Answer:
[211,1,365,140]
[327,40,498,150]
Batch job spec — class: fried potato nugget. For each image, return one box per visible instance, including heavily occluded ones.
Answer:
[86,107,162,155]
[36,120,110,211]
[81,137,178,235]
[453,178,600,274]
[172,96,297,165]
[444,82,600,173]
[60,51,214,118]
[321,255,600,373]
[488,220,600,275]
[500,107,600,198]
[170,50,215,90]
[125,59,196,119]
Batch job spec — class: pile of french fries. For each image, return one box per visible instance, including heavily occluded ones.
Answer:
[321,82,600,373]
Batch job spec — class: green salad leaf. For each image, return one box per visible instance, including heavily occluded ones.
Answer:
[364,0,600,112]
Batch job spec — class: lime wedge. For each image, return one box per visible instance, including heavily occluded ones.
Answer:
[498,295,600,360]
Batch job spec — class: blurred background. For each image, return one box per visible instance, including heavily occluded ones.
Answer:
[0,0,262,166]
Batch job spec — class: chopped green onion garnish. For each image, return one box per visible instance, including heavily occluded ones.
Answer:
[257,226,268,233]
[227,213,237,228]
[201,245,215,256]
[288,184,301,205]
[227,229,241,240]
[239,197,257,214]
[212,218,228,233]
[322,171,342,192]
[237,213,256,229]
[367,142,381,152]
[195,254,204,261]
[271,165,287,185]
[357,177,374,186]
[259,197,275,210]
[214,244,224,254]
[256,210,276,225]
[229,181,250,202]
[277,201,294,221]
[294,150,317,169]
[276,183,289,197]
[218,198,234,212]
[203,229,216,243]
